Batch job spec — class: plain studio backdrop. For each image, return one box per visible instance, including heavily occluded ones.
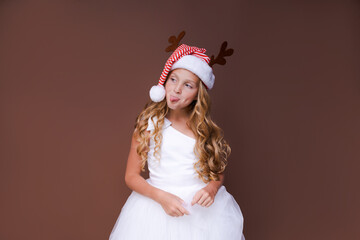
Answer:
[0,0,359,239]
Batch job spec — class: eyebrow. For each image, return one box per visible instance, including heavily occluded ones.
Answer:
[170,72,198,84]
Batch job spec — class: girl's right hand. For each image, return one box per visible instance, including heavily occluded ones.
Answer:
[157,190,190,217]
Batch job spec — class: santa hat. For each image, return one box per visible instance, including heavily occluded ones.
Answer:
[149,44,215,102]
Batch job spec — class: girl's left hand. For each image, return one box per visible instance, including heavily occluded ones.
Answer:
[191,184,218,208]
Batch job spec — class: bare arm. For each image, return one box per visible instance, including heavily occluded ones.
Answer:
[124,131,162,201]
[207,172,224,192]
[124,130,189,217]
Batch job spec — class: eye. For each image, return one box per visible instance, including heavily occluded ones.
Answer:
[170,77,176,82]
[185,83,193,89]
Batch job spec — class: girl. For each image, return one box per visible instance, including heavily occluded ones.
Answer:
[109,43,245,240]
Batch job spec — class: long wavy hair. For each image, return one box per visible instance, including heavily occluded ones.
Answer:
[134,73,231,183]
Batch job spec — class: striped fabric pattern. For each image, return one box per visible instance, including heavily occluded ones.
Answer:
[158,44,211,85]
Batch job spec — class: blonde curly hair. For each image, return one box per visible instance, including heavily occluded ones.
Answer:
[134,75,231,183]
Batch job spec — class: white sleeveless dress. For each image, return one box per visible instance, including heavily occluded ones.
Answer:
[109,117,245,240]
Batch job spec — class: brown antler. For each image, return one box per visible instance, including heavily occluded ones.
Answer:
[209,41,234,67]
[165,31,186,52]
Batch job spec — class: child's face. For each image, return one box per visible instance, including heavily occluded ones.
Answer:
[164,68,200,112]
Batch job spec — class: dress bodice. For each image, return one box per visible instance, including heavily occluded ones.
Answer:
[146,117,206,190]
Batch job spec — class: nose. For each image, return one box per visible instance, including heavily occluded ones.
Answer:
[174,83,182,93]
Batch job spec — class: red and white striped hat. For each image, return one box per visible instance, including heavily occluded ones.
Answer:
[149,44,215,102]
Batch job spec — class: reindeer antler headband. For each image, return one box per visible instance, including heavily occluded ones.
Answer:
[149,31,234,102]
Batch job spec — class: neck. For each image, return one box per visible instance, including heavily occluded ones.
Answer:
[166,109,191,122]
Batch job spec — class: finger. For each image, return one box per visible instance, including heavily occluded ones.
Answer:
[169,210,179,217]
[168,211,177,217]
[191,192,201,206]
[197,194,209,205]
[192,193,203,205]
[203,198,213,207]
[180,206,190,215]
[201,197,211,206]
[205,199,214,208]
[176,209,184,217]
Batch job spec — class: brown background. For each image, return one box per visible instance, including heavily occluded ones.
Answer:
[1,0,359,239]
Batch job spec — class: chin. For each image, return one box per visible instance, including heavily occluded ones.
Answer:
[167,104,178,110]
[167,102,182,111]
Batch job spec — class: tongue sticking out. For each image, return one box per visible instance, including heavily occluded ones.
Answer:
[170,96,180,102]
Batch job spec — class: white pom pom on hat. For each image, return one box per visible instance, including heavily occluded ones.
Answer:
[149,85,166,103]
[149,44,215,102]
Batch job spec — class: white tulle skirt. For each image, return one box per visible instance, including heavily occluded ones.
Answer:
[109,178,245,240]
